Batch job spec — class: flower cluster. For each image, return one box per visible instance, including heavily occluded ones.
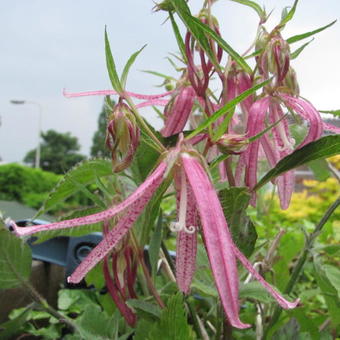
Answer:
[9,0,340,330]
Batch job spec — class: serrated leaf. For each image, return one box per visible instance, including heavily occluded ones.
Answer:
[287,20,336,44]
[170,0,252,73]
[187,78,271,138]
[218,187,257,257]
[105,28,123,93]
[147,293,194,340]
[229,0,266,21]
[33,206,103,243]
[239,281,274,303]
[75,304,117,340]
[120,45,147,88]
[39,159,112,214]
[0,227,32,289]
[290,38,314,59]
[192,244,216,297]
[279,0,299,27]
[0,307,31,339]
[254,135,340,190]
[126,299,161,320]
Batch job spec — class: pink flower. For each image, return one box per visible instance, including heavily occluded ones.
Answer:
[180,152,299,328]
[161,85,196,137]
[10,161,168,283]
[9,144,299,329]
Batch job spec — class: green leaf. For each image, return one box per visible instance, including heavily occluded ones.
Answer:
[218,187,257,257]
[323,264,340,298]
[0,227,32,289]
[279,0,299,27]
[148,212,163,278]
[130,126,163,184]
[0,306,31,340]
[239,281,274,304]
[192,244,216,297]
[169,12,187,62]
[120,45,147,88]
[287,20,336,44]
[126,299,161,320]
[319,109,340,117]
[169,0,251,73]
[290,39,314,59]
[254,135,340,190]
[75,304,117,340]
[229,0,266,21]
[187,78,271,139]
[39,159,112,214]
[313,259,340,325]
[33,206,103,244]
[105,28,123,93]
[308,159,330,181]
[142,70,176,81]
[147,293,194,340]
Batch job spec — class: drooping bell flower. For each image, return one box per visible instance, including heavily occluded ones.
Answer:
[161,84,196,137]
[106,101,140,172]
[9,141,299,329]
[178,151,299,328]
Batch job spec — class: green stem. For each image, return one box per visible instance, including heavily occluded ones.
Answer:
[265,196,340,337]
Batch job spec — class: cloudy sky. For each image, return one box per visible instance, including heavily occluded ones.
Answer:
[0,0,339,164]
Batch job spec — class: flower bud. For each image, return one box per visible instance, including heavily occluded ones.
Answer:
[282,67,300,96]
[217,134,248,154]
[257,32,290,82]
[106,102,140,172]
[161,85,196,137]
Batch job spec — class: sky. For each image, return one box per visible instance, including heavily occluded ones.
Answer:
[0,0,339,164]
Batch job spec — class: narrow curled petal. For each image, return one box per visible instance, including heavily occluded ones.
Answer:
[181,153,250,329]
[231,244,300,309]
[175,171,198,294]
[281,94,323,147]
[11,162,167,237]
[63,89,173,100]
[323,122,340,134]
[136,99,168,108]
[68,188,160,283]
[244,97,271,205]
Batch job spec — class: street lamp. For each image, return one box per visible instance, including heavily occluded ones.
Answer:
[10,100,42,169]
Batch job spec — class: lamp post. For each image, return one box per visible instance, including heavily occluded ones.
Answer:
[10,100,42,169]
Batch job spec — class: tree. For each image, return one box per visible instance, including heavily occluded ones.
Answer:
[90,101,112,158]
[24,130,86,174]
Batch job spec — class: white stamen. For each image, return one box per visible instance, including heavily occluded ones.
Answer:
[169,170,197,235]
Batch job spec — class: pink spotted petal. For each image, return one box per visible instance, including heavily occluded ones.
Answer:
[181,153,250,329]
[68,187,160,284]
[63,89,173,100]
[11,162,167,237]
[231,244,300,309]
[175,173,198,294]
[323,122,340,134]
[281,94,323,147]
[161,86,196,137]
[136,99,168,108]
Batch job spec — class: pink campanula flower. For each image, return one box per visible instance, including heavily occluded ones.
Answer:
[9,142,299,328]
